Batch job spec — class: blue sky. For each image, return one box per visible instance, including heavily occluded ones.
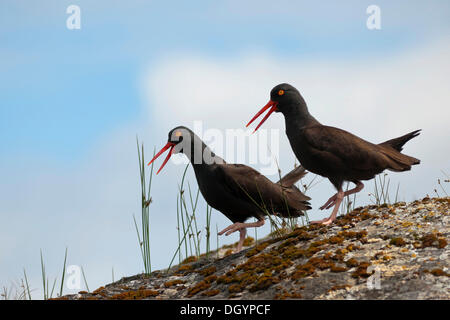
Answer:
[1,0,449,298]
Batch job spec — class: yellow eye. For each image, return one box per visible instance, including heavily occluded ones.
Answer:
[278,89,285,96]
[175,131,182,137]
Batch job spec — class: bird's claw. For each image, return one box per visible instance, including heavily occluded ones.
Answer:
[320,194,337,210]
[310,217,335,225]
[218,223,244,236]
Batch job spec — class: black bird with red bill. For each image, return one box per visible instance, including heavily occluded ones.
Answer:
[148,126,311,252]
[247,83,421,225]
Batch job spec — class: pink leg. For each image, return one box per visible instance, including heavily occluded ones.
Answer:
[218,218,265,253]
[218,218,265,236]
[320,181,364,210]
[311,189,345,225]
[236,228,247,252]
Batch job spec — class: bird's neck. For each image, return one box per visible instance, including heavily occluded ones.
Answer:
[183,138,225,170]
[284,101,321,131]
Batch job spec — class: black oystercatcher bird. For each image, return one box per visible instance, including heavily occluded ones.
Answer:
[148,126,311,252]
[247,83,421,225]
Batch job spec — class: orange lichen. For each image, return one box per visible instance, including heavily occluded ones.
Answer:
[243,236,255,247]
[228,284,244,293]
[351,261,371,278]
[308,257,334,270]
[330,265,348,273]
[216,269,238,284]
[109,289,159,300]
[181,256,198,264]
[390,237,406,247]
[249,273,279,292]
[177,264,193,272]
[245,242,270,257]
[92,286,105,295]
[274,289,302,300]
[186,281,211,297]
[291,263,315,280]
[438,238,448,249]
[328,284,351,292]
[327,236,345,245]
[280,246,305,260]
[204,275,218,283]
[202,289,220,297]
[164,279,186,287]
[199,266,217,276]
[421,233,441,248]
[423,268,449,277]
[338,230,368,240]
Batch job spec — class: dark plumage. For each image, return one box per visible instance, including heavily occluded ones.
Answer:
[247,83,421,225]
[148,126,311,251]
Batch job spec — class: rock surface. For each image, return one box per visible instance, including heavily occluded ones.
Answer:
[58,197,449,300]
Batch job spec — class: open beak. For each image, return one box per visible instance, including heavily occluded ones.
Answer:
[147,142,176,174]
[246,100,278,132]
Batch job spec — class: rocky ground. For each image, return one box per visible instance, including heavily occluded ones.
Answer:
[57,197,449,300]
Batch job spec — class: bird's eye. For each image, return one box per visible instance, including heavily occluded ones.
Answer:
[175,131,182,137]
[278,89,285,96]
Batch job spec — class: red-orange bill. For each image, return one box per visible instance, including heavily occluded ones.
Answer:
[147,142,176,174]
[246,100,278,132]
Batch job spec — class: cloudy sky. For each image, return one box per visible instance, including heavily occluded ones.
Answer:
[1,0,449,298]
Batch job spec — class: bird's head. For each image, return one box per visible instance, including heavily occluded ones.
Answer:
[247,83,304,132]
[147,126,194,174]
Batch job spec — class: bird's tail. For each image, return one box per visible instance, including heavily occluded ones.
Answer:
[378,130,421,172]
[277,165,308,187]
[275,166,311,216]
[379,129,421,152]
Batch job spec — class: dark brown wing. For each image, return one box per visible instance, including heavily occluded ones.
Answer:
[301,126,419,178]
[215,164,311,217]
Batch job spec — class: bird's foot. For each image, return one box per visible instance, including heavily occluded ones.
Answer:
[310,217,329,224]
[218,223,245,237]
[309,216,337,225]
[319,194,337,210]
